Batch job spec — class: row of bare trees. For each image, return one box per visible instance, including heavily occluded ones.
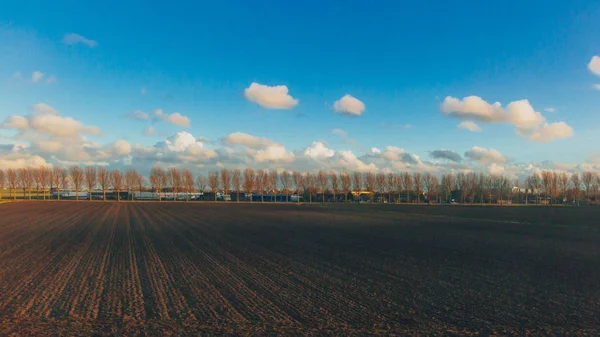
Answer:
[1,166,599,204]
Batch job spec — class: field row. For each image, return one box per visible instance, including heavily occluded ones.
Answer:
[0,202,598,334]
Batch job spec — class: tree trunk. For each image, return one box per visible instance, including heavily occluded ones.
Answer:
[57,189,61,201]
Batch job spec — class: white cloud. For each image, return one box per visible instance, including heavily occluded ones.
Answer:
[464,146,507,164]
[521,122,574,143]
[222,132,278,148]
[247,145,295,163]
[488,163,505,176]
[333,150,377,172]
[304,142,335,159]
[32,103,58,115]
[63,33,97,47]
[32,71,44,83]
[331,128,348,137]
[457,121,482,132]
[333,94,365,116]
[506,99,545,127]
[588,56,600,76]
[46,76,57,84]
[153,110,190,128]
[143,126,155,136]
[111,140,131,156]
[441,96,504,123]
[243,82,299,109]
[442,96,572,142]
[128,110,151,120]
[381,146,405,161]
[544,107,556,113]
[2,116,29,130]
[1,103,101,138]
[370,147,381,154]
[0,153,49,169]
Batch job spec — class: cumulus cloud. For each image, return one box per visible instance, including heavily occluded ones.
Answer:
[2,116,29,130]
[111,140,132,156]
[247,145,295,163]
[333,94,365,116]
[32,103,58,115]
[442,95,572,142]
[333,150,377,172]
[430,149,462,162]
[544,107,556,113]
[153,110,190,128]
[441,96,504,123]
[63,33,97,47]
[488,163,505,176]
[588,56,600,76]
[457,121,482,132]
[128,110,151,120]
[464,146,507,164]
[127,109,191,128]
[222,132,278,148]
[0,153,49,169]
[32,71,44,83]
[331,128,348,137]
[304,142,335,159]
[519,122,574,143]
[143,126,155,136]
[1,103,101,138]
[243,82,299,109]
[505,100,545,127]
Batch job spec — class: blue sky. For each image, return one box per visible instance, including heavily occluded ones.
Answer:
[1,1,600,178]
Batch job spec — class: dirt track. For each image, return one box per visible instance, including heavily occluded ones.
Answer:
[0,202,598,335]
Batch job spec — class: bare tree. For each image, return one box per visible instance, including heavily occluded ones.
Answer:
[268,171,279,202]
[52,167,66,201]
[6,168,17,200]
[386,173,396,203]
[401,172,412,203]
[208,171,219,202]
[340,172,351,202]
[36,167,50,200]
[423,173,435,204]
[558,172,569,204]
[85,166,97,201]
[571,172,581,203]
[125,168,138,201]
[136,171,145,198]
[69,166,84,201]
[330,172,340,202]
[196,175,207,200]
[280,171,291,202]
[441,173,453,203]
[168,168,182,201]
[292,171,303,203]
[582,171,594,204]
[365,172,376,202]
[413,172,423,203]
[455,172,466,204]
[31,167,41,199]
[0,169,5,201]
[541,171,553,205]
[182,169,195,201]
[352,172,363,197]
[243,168,256,202]
[466,172,478,203]
[220,169,231,202]
[149,167,166,201]
[98,167,110,201]
[231,169,241,202]
[18,168,34,200]
[260,170,269,202]
[304,172,315,202]
[592,173,600,203]
[317,170,328,203]
[375,172,386,203]
[110,169,123,201]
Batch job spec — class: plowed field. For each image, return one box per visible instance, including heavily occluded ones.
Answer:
[0,202,598,335]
